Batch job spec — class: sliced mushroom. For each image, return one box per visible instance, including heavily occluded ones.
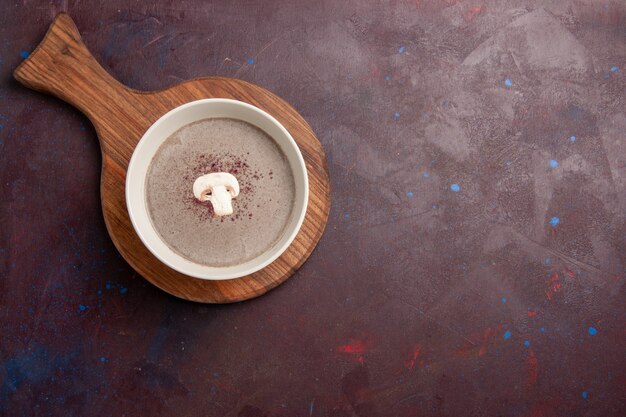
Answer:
[193,172,240,216]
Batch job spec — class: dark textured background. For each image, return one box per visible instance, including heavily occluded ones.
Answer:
[1,1,625,416]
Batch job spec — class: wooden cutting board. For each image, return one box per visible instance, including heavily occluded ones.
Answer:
[13,13,330,303]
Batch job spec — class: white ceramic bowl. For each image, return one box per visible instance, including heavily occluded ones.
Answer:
[126,99,308,280]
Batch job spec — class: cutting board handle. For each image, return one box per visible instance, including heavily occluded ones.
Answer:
[13,13,134,122]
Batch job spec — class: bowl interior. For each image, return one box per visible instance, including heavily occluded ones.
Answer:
[126,99,308,280]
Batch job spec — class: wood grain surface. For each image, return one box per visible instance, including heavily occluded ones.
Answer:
[13,13,330,303]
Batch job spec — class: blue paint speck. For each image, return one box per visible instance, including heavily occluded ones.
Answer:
[20,51,30,59]
[503,330,511,340]
[384,75,390,81]
[549,159,559,169]
[432,204,438,209]
[505,160,512,166]
[540,327,545,332]
[393,111,400,120]
[398,46,405,54]
[582,391,588,399]
[504,79,512,87]
[569,135,577,142]
[309,401,314,415]
[100,357,107,363]
[78,304,87,311]
[344,213,350,220]
[97,290,102,295]
[119,287,128,295]
[105,283,111,289]
[501,298,507,303]
[406,191,414,198]
[450,183,460,192]
[523,340,530,347]
[545,258,551,264]
[549,217,560,227]
[247,58,254,65]
[422,172,429,178]
[588,327,597,336]
[610,66,618,72]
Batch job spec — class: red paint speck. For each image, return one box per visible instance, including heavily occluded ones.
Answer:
[337,339,371,364]
[527,311,538,317]
[405,344,422,370]
[547,273,559,284]
[545,273,562,300]
[546,282,562,300]
[336,339,368,354]
[464,5,485,21]
[456,325,500,357]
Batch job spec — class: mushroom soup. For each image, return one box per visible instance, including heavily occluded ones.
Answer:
[145,118,296,267]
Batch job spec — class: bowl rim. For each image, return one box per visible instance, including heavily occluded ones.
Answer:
[125,98,309,280]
